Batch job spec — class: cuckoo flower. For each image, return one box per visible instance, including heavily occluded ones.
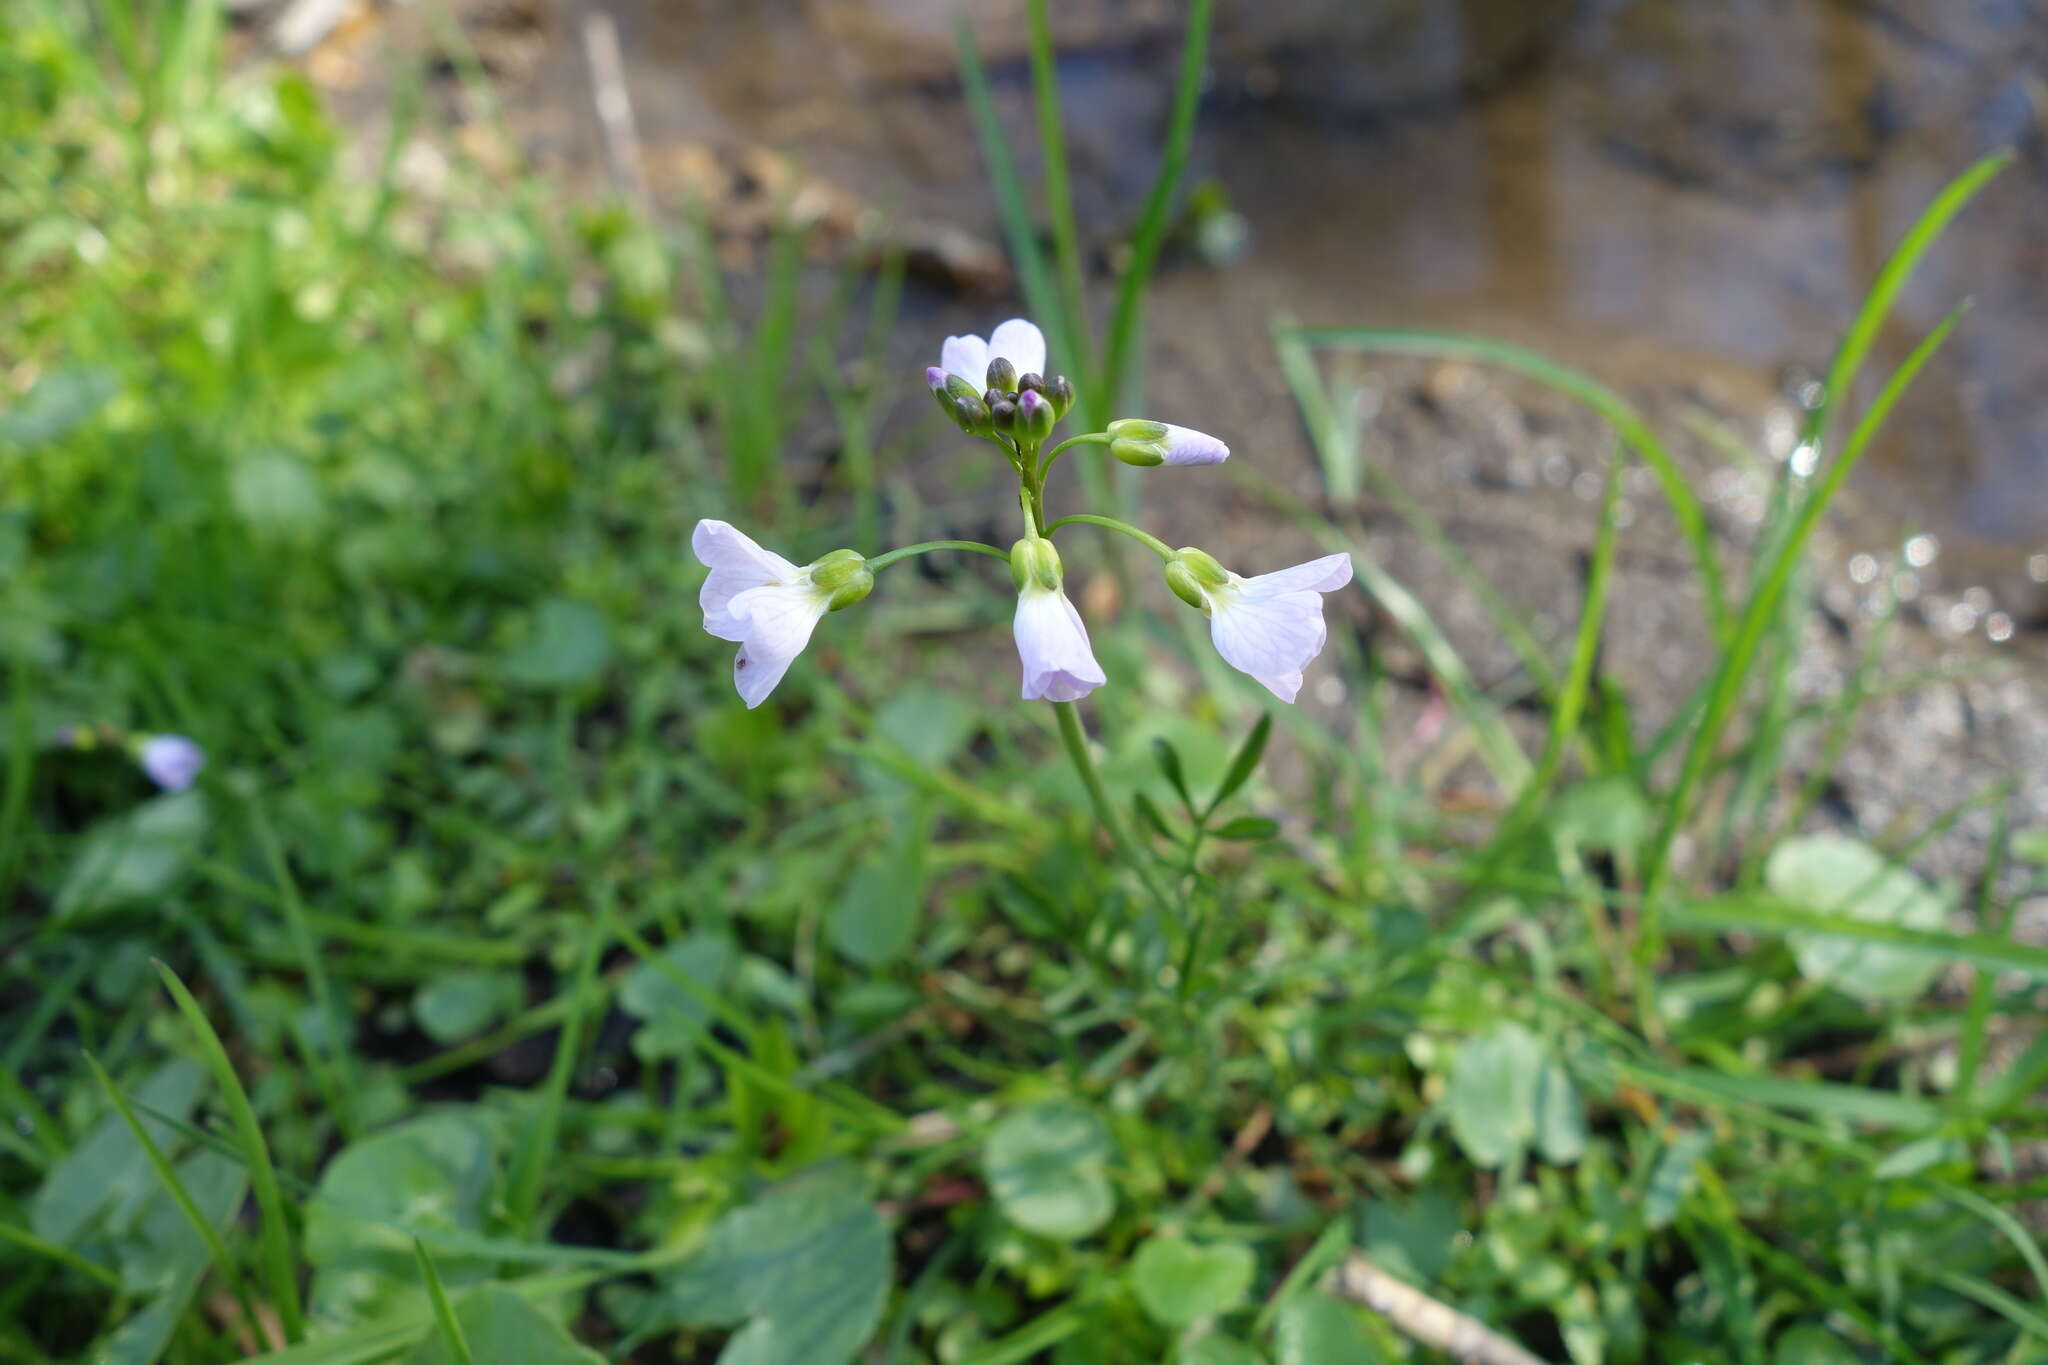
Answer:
[137,734,206,792]
[693,520,871,708]
[1107,418,1230,467]
[1010,536,1105,702]
[939,317,1047,391]
[1166,549,1354,703]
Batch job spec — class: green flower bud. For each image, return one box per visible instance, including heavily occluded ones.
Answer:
[1164,559,1209,611]
[1110,436,1165,467]
[1173,547,1230,589]
[1046,374,1076,419]
[1017,388,1056,440]
[986,356,1018,394]
[1009,535,1063,593]
[810,549,874,611]
[1017,372,1045,394]
[951,394,990,432]
[988,397,1018,432]
[1108,418,1169,442]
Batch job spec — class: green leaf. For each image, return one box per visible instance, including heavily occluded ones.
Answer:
[1764,836,1949,1002]
[31,1058,206,1247]
[1153,737,1193,812]
[0,367,117,447]
[617,931,736,1061]
[1445,1021,1543,1169]
[1206,713,1272,815]
[412,971,522,1044]
[501,598,613,690]
[1358,1188,1462,1284]
[647,1163,888,1365]
[984,1100,1116,1241]
[1546,776,1654,852]
[1644,1128,1713,1230]
[1272,1293,1380,1365]
[1211,816,1279,842]
[231,449,328,537]
[402,1285,601,1365]
[56,791,210,919]
[1534,1057,1588,1164]
[1131,1235,1255,1327]
[304,1112,501,1325]
[1178,1337,1265,1365]
[827,837,924,966]
[2012,830,2048,868]
[1771,1323,1862,1364]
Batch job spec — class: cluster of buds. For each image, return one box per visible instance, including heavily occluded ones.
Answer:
[696,317,1352,708]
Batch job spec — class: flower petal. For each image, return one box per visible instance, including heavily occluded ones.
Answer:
[138,734,206,791]
[1240,552,1354,598]
[1207,590,1330,700]
[724,583,829,708]
[1013,587,1105,701]
[1159,423,1230,466]
[695,519,802,639]
[941,333,991,387]
[988,318,1046,380]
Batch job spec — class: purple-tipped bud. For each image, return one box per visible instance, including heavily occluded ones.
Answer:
[137,734,205,792]
[1017,388,1056,440]
[925,365,949,395]
[1108,418,1228,467]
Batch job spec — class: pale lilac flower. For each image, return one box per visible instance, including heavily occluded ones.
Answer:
[137,734,205,791]
[693,520,871,709]
[1168,550,1354,703]
[1107,418,1229,467]
[1013,586,1106,702]
[1010,536,1105,702]
[940,318,1047,389]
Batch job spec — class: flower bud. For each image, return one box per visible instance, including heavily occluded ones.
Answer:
[1110,436,1165,467]
[1172,547,1230,590]
[988,398,1018,432]
[951,394,991,433]
[1046,375,1076,419]
[810,549,874,611]
[1017,388,1056,440]
[926,365,950,396]
[1009,535,1063,593]
[1164,559,1209,611]
[986,356,1018,394]
[1017,372,1045,394]
[1107,418,1168,442]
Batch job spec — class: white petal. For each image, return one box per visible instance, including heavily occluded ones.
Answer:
[725,583,828,707]
[1239,552,1354,598]
[988,318,1047,379]
[1013,587,1105,702]
[1159,424,1229,466]
[1208,591,1330,700]
[694,519,801,639]
[941,333,991,387]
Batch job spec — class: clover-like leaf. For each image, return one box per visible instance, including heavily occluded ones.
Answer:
[1765,835,1949,1003]
[984,1099,1115,1240]
[1131,1235,1255,1328]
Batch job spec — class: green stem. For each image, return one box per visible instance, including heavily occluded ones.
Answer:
[1039,431,1112,478]
[867,540,1010,571]
[1045,513,1174,561]
[1052,701,1173,917]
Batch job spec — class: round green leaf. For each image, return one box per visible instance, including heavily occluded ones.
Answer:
[1131,1236,1255,1328]
[1273,1293,1381,1365]
[1765,835,1948,1002]
[1444,1021,1543,1168]
[983,1100,1115,1241]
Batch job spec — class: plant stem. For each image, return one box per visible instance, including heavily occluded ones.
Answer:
[1052,701,1173,918]
[1045,513,1174,561]
[867,540,1010,571]
[1039,431,1112,478]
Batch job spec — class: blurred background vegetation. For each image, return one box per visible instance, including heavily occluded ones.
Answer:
[5,2,2048,1363]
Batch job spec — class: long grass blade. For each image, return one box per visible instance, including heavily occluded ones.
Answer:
[152,959,305,1341]
[413,1238,475,1365]
[1097,0,1213,426]
[1289,325,1728,640]
[1669,892,2048,981]
[85,1052,262,1346]
[505,888,612,1237]
[1025,0,1091,381]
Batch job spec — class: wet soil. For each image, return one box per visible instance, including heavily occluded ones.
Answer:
[263,0,2048,870]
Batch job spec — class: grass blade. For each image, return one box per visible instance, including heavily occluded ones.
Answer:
[85,1051,263,1346]
[413,1238,474,1365]
[505,888,612,1237]
[1289,324,1728,641]
[1096,0,1213,426]
[1025,0,1091,381]
[152,959,305,1341]
[1669,892,2048,981]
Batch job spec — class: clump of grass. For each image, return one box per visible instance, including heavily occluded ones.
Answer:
[3,6,2046,1365]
